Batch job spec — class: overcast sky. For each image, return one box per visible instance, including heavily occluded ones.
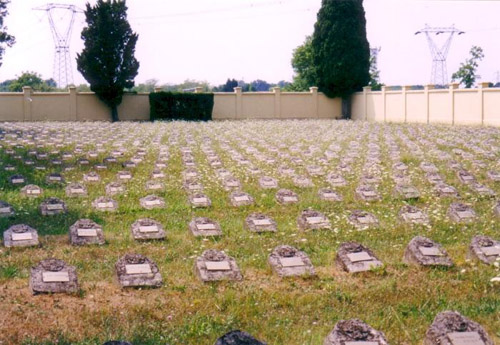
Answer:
[0,0,499,87]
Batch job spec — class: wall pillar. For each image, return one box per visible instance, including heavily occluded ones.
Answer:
[424,84,434,124]
[22,86,32,121]
[310,87,318,118]
[381,86,387,123]
[402,85,410,123]
[194,87,203,94]
[273,87,281,118]
[234,87,242,119]
[449,83,458,125]
[478,82,489,126]
[362,86,371,121]
[69,86,77,121]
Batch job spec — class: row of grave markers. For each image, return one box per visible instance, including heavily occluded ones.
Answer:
[97,312,496,345]
[20,233,500,295]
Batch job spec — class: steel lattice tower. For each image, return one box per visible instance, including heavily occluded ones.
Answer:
[415,25,465,86]
[34,4,83,88]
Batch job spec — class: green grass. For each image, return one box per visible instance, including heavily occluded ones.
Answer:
[0,120,499,345]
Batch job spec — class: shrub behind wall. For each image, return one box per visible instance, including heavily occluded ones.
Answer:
[149,92,214,121]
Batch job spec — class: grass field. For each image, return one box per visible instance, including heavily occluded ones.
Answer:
[0,120,499,345]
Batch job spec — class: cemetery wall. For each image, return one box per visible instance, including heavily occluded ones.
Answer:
[0,86,342,121]
[351,83,500,126]
[212,87,342,120]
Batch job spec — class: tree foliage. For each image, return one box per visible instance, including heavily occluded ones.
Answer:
[77,0,139,122]
[7,71,56,92]
[311,0,370,102]
[289,36,316,91]
[0,0,15,68]
[451,46,484,88]
[369,49,382,91]
[217,78,238,92]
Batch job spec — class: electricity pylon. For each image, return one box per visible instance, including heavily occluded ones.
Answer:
[34,4,83,88]
[415,25,465,86]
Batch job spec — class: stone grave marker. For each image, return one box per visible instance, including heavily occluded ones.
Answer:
[215,330,266,345]
[140,195,166,209]
[92,197,118,212]
[230,191,254,207]
[151,170,165,179]
[278,166,295,176]
[0,200,15,217]
[486,170,500,182]
[360,174,382,185]
[447,202,477,223]
[403,236,453,267]
[145,180,164,191]
[324,319,389,345]
[298,209,331,230]
[69,219,105,246]
[245,213,277,233]
[122,161,136,169]
[195,249,243,282]
[131,218,166,241]
[355,185,381,202]
[30,258,79,294]
[275,189,299,205]
[457,170,476,184]
[259,176,278,189]
[399,205,430,225]
[468,182,496,197]
[424,311,493,345]
[9,174,26,185]
[3,224,39,248]
[21,184,43,197]
[293,175,314,188]
[189,192,212,208]
[65,183,88,197]
[318,188,342,202]
[184,179,204,192]
[326,173,347,187]
[117,170,133,181]
[39,197,67,216]
[46,172,64,184]
[183,168,199,180]
[348,210,379,230]
[95,163,107,170]
[106,182,125,196]
[268,245,315,277]
[189,217,222,237]
[420,161,439,173]
[426,172,444,185]
[392,173,411,185]
[83,171,101,183]
[394,184,420,200]
[307,165,324,176]
[336,242,383,273]
[223,177,241,191]
[435,183,459,198]
[115,253,163,288]
[4,164,15,171]
[468,235,500,265]
[495,201,500,218]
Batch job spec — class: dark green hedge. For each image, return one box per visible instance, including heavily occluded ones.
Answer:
[149,92,214,121]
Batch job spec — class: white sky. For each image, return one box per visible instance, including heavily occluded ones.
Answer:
[0,0,499,87]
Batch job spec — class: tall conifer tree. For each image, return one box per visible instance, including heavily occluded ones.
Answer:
[77,0,139,122]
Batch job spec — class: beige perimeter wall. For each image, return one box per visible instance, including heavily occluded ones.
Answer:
[0,86,342,121]
[2,84,499,126]
[351,83,500,127]
[212,87,341,120]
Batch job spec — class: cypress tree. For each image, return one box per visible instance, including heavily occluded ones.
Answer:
[312,0,370,118]
[77,0,139,122]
